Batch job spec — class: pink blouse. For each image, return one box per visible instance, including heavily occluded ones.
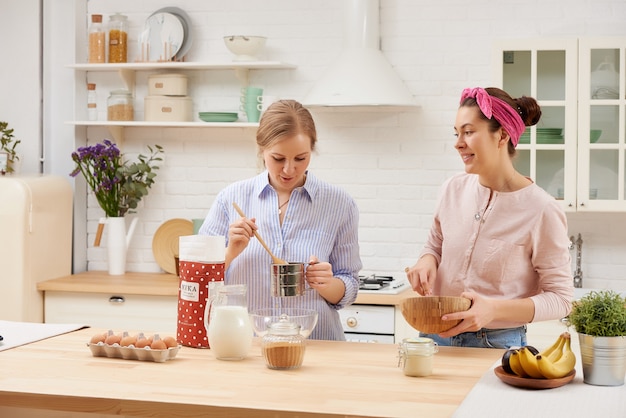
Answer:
[420,173,573,329]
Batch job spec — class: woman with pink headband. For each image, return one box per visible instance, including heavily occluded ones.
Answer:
[405,87,573,349]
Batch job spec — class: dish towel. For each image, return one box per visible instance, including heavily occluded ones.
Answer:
[0,320,88,352]
[453,360,626,417]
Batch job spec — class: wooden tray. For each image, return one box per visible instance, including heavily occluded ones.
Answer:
[494,366,575,389]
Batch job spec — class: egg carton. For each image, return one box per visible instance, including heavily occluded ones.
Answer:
[87,342,181,363]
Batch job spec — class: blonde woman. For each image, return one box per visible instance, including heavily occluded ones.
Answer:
[200,100,362,340]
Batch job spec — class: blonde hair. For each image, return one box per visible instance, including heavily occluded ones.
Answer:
[256,99,317,152]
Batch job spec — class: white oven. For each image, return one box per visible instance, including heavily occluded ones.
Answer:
[338,273,408,343]
[339,304,395,343]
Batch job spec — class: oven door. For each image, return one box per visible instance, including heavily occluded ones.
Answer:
[339,304,395,343]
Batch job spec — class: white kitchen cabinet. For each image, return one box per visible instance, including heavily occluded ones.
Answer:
[494,37,626,212]
[38,272,180,334]
[44,291,178,334]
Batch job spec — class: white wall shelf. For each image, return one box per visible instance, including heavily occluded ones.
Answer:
[67,121,258,144]
[69,61,297,87]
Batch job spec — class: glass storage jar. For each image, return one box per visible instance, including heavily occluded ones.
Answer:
[261,314,305,370]
[397,337,438,377]
[87,83,97,121]
[107,89,133,121]
[108,13,128,63]
[88,14,105,63]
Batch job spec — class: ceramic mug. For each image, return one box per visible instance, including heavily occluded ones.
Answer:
[257,95,279,113]
[240,86,263,123]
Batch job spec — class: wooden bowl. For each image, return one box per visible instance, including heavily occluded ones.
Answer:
[401,296,472,334]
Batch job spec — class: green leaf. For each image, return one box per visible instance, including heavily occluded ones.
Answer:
[568,290,626,336]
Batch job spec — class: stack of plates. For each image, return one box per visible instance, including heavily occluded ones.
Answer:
[139,7,193,62]
[198,112,238,122]
[537,128,564,144]
[519,128,564,144]
[519,129,602,144]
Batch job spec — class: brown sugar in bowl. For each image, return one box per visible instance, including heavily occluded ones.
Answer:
[401,296,472,334]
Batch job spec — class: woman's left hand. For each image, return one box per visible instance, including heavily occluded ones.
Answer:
[437,292,494,337]
[305,256,333,289]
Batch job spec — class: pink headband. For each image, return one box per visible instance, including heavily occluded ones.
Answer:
[460,87,525,147]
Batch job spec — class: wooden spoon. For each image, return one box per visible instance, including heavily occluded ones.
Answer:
[232,202,288,264]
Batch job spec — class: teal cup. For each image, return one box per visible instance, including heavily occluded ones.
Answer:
[192,218,204,234]
[240,86,263,122]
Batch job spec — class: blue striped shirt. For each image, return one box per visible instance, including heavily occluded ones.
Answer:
[199,171,362,340]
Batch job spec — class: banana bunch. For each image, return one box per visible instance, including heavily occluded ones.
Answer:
[501,332,576,379]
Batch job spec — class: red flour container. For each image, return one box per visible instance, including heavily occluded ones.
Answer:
[176,235,225,348]
[177,261,223,347]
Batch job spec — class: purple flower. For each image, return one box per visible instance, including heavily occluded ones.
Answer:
[70,139,163,217]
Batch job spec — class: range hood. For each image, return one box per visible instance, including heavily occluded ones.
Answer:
[303,0,416,109]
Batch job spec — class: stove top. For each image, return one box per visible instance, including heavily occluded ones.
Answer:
[357,274,408,295]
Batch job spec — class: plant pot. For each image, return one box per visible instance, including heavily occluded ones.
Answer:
[578,333,626,386]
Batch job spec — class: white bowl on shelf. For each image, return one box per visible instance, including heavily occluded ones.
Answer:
[223,35,267,61]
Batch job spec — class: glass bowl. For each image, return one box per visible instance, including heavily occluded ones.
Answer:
[250,308,318,339]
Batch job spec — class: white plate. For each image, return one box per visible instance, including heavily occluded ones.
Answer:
[150,7,193,61]
[141,12,184,62]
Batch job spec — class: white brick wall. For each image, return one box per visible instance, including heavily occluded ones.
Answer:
[77,0,626,290]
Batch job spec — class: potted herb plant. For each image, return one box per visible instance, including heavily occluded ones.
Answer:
[0,121,21,175]
[568,290,626,386]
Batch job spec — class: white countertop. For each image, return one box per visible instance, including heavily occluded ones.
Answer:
[454,359,626,418]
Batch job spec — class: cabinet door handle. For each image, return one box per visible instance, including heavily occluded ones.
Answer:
[109,296,125,304]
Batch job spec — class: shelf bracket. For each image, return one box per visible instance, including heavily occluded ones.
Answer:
[234,68,250,85]
[107,126,125,145]
[118,68,135,91]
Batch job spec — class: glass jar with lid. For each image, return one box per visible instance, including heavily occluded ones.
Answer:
[87,83,97,121]
[397,337,439,377]
[88,14,105,63]
[261,314,306,370]
[108,13,128,63]
[107,89,133,121]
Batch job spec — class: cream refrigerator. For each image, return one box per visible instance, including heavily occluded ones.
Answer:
[0,175,73,322]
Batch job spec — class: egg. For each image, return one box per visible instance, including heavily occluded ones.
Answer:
[120,334,137,347]
[104,333,122,345]
[89,332,107,344]
[135,336,153,348]
[162,336,178,348]
[151,339,167,350]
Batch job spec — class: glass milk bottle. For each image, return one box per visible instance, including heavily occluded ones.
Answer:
[207,284,253,360]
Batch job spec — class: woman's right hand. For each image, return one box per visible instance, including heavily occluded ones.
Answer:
[226,216,258,262]
[405,254,437,296]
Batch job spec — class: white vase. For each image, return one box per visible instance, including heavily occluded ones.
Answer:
[106,216,138,275]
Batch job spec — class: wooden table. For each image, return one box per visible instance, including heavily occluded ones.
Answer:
[0,327,502,417]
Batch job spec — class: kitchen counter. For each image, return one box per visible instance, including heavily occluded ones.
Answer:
[36,271,180,296]
[0,327,502,418]
[37,271,414,304]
